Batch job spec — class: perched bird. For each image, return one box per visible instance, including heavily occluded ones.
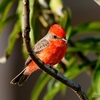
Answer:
[10,24,67,86]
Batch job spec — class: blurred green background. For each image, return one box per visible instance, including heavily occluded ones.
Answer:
[0,0,100,100]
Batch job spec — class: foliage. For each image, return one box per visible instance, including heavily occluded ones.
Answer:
[0,0,100,100]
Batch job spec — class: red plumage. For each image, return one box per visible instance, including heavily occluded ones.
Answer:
[10,24,67,86]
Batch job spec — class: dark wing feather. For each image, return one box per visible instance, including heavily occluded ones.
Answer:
[25,38,49,66]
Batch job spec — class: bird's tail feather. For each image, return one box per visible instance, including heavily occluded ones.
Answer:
[10,68,30,86]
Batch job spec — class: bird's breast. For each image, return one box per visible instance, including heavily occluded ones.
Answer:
[37,40,67,66]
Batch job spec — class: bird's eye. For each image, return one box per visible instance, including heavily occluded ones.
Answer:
[53,35,57,39]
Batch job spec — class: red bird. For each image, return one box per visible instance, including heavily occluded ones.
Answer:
[10,24,67,86]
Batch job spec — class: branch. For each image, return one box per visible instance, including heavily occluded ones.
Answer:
[22,0,89,100]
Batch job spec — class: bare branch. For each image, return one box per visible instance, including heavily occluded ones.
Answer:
[22,0,89,100]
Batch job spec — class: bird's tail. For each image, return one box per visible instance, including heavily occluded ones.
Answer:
[10,68,30,86]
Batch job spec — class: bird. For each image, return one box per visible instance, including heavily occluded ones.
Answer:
[10,24,67,86]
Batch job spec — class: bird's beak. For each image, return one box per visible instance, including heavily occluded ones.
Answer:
[62,37,67,43]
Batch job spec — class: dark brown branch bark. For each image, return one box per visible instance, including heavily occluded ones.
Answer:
[22,0,89,100]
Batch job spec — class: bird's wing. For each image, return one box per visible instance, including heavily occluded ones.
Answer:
[33,38,49,53]
[25,39,49,66]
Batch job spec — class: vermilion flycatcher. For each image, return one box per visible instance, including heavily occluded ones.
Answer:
[10,24,67,86]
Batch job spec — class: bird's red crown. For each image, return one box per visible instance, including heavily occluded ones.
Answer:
[49,24,66,38]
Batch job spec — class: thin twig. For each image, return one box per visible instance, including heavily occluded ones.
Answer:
[22,0,89,100]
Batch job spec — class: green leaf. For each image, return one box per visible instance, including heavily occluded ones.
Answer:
[43,81,62,100]
[30,0,35,45]
[65,62,90,79]
[93,60,100,95]
[22,46,28,60]
[43,58,94,100]
[59,10,68,28]
[0,0,15,34]
[67,46,100,53]
[5,20,21,57]
[71,21,100,37]
[67,37,100,53]
[0,0,14,22]
[77,37,100,43]
[59,8,72,39]
[47,78,55,92]
[1,1,14,20]
[31,73,51,100]
[0,20,21,63]
[87,85,95,100]
[0,14,17,33]
[29,0,41,44]
[64,8,72,40]
[0,0,14,13]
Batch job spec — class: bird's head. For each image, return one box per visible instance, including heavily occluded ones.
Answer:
[47,24,67,43]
